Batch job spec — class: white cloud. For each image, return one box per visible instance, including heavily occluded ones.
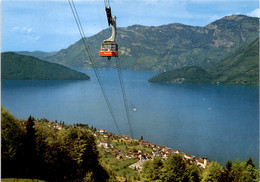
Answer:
[9,26,40,42]
[21,27,28,32]
[11,26,19,31]
[34,36,41,40]
[13,26,34,33]
[209,15,222,22]
[27,28,33,33]
[248,8,260,17]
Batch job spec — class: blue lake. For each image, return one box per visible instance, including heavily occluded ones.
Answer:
[1,69,259,165]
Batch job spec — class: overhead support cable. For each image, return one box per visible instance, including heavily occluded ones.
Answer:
[68,0,121,135]
[102,0,134,138]
[116,57,134,138]
[104,0,110,9]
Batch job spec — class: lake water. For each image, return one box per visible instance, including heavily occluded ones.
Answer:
[1,69,259,165]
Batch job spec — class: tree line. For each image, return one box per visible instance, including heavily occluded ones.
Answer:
[1,106,109,181]
[141,154,259,182]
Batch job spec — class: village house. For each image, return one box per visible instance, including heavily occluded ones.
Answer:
[173,150,183,155]
[126,153,132,158]
[146,154,152,159]
[162,153,168,160]
[139,154,146,160]
[156,145,163,151]
[103,134,109,139]
[151,143,156,148]
[129,160,145,172]
[152,147,156,151]
[97,140,110,149]
[121,135,131,140]
[99,129,106,135]
[139,140,149,146]
[183,153,194,160]
[134,154,139,159]
[196,158,208,168]
[52,123,63,130]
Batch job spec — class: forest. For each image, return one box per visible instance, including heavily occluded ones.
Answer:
[1,106,108,181]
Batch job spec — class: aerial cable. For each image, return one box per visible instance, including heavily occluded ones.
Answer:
[101,0,134,137]
[68,0,121,135]
[104,0,110,9]
[115,57,134,138]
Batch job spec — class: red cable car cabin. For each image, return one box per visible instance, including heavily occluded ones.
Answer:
[100,42,118,57]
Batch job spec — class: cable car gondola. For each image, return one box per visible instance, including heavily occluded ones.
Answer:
[100,42,118,58]
[100,5,118,59]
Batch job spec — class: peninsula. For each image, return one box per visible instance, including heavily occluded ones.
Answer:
[1,52,90,80]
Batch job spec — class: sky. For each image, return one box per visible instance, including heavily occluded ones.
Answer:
[1,0,259,52]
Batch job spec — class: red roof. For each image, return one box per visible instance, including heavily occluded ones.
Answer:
[197,158,204,164]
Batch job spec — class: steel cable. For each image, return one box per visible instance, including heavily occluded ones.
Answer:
[68,0,121,135]
[115,57,134,138]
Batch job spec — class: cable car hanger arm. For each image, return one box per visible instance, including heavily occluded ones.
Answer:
[104,0,113,26]
[105,7,113,26]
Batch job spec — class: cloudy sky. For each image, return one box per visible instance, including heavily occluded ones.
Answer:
[1,0,259,52]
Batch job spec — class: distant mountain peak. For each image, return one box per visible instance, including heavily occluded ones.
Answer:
[222,14,251,20]
[207,14,257,26]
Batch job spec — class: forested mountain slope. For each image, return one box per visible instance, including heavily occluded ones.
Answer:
[1,52,90,80]
[148,38,259,85]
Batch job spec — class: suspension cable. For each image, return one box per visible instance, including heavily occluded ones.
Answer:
[102,0,134,138]
[104,0,110,8]
[68,0,121,135]
[115,57,134,138]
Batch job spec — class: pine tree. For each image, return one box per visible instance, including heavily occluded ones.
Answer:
[246,157,255,168]
[24,115,37,178]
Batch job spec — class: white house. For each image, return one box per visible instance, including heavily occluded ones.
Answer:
[97,141,110,149]
[99,129,106,135]
[183,153,194,160]
[196,158,208,168]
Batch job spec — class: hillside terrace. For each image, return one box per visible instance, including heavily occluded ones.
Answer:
[38,121,208,171]
[95,129,208,171]
[33,120,208,173]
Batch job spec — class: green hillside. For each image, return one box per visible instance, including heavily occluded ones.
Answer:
[47,15,259,71]
[1,52,90,80]
[207,38,259,85]
[148,38,259,85]
[149,66,212,84]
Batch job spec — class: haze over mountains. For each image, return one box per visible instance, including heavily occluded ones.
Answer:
[44,15,259,72]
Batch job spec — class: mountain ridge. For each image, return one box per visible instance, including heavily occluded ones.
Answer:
[47,14,259,71]
[15,51,58,60]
